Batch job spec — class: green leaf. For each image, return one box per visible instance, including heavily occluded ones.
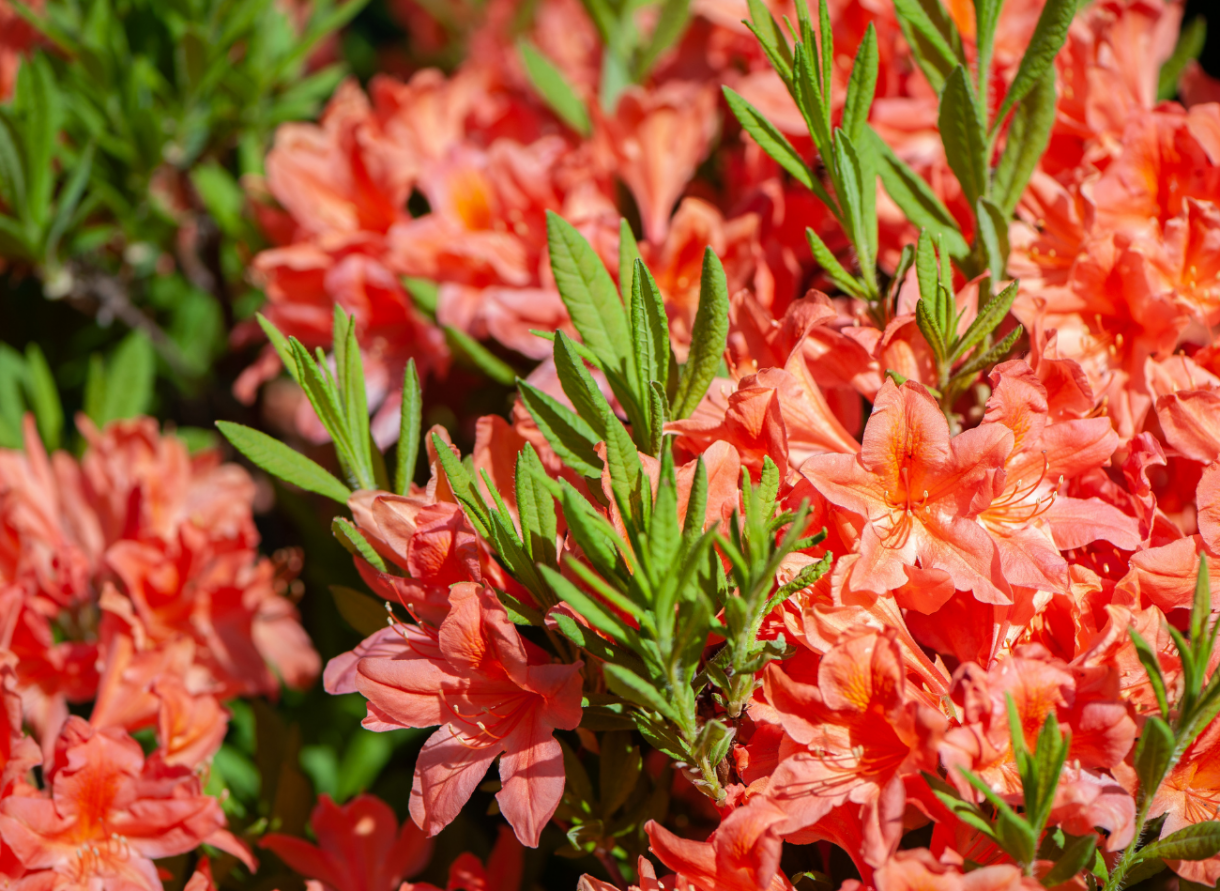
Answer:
[745,0,794,83]
[841,25,878,147]
[602,663,677,721]
[992,70,1057,216]
[1129,627,1171,719]
[553,331,616,439]
[547,211,632,377]
[953,280,1018,363]
[916,297,947,360]
[792,42,833,160]
[516,445,557,567]
[1191,553,1212,654]
[805,227,866,299]
[217,421,352,504]
[100,330,155,425]
[951,324,1023,382]
[518,39,592,136]
[396,359,421,496]
[635,0,690,80]
[619,218,641,299]
[332,517,388,573]
[16,54,61,231]
[1134,715,1175,801]
[1137,822,1220,863]
[429,432,492,538]
[22,344,62,451]
[45,142,95,263]
[890,0,962,92]
[633,258,671,394]
[1158,17,1207,102]
[938,66,988,210]
[330,585,388,637]
[1041,834,1096,888]
[257,314,302,386]
[0,114,27,210]
[993,0,1078,131]
[975,0,1005,95]
[403,277,439,318]
[540,564,640,651]
[975,197,1011,285]
[443,325,517,385]
[722,87,826,203]
[518,381,603,478]
[672,248,730,419]
[190,161,246,239]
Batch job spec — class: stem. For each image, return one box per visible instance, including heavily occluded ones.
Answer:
[593,846,629,891]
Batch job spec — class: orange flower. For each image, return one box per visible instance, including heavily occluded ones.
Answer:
[0,717,252,891]
[763,629,946,868]
[801,380,1013,603]
[261,794,432,891]
[326,583,582,847]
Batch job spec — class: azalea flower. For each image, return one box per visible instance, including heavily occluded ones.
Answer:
[261,793,433,891]
[801,379,1013,604]
[0,717,252,891]
[324,582,583,846]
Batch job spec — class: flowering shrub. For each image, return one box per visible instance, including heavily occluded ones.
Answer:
[3,0,1220,888]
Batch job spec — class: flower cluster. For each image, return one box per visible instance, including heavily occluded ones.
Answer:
[0,414,317,890]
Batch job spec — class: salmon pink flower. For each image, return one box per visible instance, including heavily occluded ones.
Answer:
[763,629,947,868]
[0,717,251,891]
[261,794,432,891]
[401,824,522,891]
[643,799,795,891]
[325,583,582,846]
[597,82,718,244]
[801,380,1012,603]
[940,646,1136,806]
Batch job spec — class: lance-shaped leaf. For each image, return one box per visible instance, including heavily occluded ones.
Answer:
[396,359,421,495]
[1041,835,1096,888]
[953,280,1019,363]
[547,211,633,379]
[992,70,1056,216]
[635,0,690,80]
[891,0,962,92]
[540,565,641,653]
[217,421,352,504]
[722,87,828,204]
[974,0,1004,94]
[1134,716,1175,801]
[1136,823,1220,863]
[867,130,970,260]
[429,432,492,537]
[975,197,1011,285]
[1129,627,1171,719]
[993,0,1078,130]
[806,227,867,299]
[1158,17,1206,102]
[518,381,603,478]
[671,248,730,419]
[516,445,558,566]
[332,518,388,573]
[518,39,592,136]
[939,66,988,209]
[792,43,833,158]
[841,25,878,147]
[746,0,794,83]
[602,663,678,722]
